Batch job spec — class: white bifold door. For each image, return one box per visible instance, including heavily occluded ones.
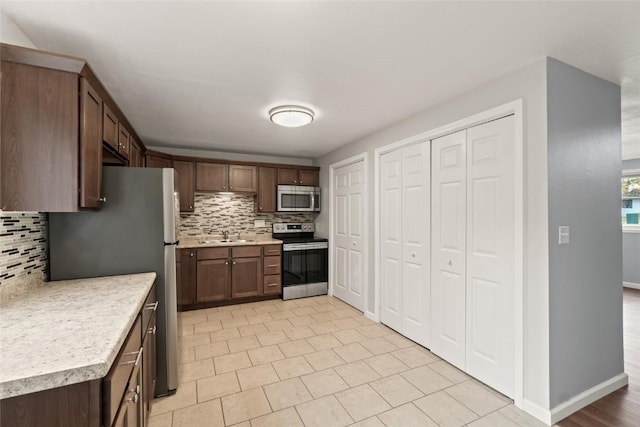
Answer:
[430,115,515,398]
[380,141,430,347]
[333,160,366,311]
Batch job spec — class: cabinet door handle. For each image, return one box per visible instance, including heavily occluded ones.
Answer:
[144,301,158,311]
[225,261,229,265]
[148,326,156,335]
[267,264,278,268]
[190,252,194,257]
[233,261,236,265]
[98,197,107,203]
[120,348,142,366]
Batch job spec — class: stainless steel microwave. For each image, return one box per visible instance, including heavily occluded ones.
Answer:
[277,185,321,212]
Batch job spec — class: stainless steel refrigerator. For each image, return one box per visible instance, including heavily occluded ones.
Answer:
[49,167,179,396]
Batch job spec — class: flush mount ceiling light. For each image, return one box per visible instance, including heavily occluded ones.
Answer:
[269,105,314,127]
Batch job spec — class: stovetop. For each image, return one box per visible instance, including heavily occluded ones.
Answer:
[272,222,327,245]
[277,236,329,244]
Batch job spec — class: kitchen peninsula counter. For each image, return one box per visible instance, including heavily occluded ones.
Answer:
[0,272,155,399]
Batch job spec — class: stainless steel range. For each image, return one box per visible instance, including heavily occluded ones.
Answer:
[273,223,328,300]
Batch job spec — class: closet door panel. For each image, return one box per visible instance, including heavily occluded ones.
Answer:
[401,142,430,345]
[465,116,515,398]
[380,150,403,332]
[431,130,467,369]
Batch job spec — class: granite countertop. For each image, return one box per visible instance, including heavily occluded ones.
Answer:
[0,272,156,399]
[178,234,282,249]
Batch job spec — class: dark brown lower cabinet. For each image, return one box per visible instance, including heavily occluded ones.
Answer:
[197,259,230,302]
[231,257,262,298]
[177,249,197,308]
[142,310,157,426]
[0,284,157,427]
[179,244,281,310]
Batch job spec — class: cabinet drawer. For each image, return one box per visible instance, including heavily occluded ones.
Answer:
[141,285,157,335]
[263,275,282,295]
[263,256,281,275]
[103,316,142,427]
[198,247,229,260]
[232,246,262,258]
[263,244,282,257]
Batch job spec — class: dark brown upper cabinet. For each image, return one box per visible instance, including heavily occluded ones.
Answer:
[228,165,257,192]
[196,163,257,193]
[257,167,277,213]
[1,61,96,211]
[129,137,143,167]
[196,163,228,191]
[277,167,319,186]
[0,43,147,211]
[173,161,195,212]
[79,79,104,209]
[117,123,130,160]
[145,154,172,168]
[103,103,119,152]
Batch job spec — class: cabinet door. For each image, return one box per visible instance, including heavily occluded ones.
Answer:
[278,168,298,185]
[118,123,130,159]
[196,163,228,191]
[197,259,230,302]
[257,167,276,213]
[145,155,172,168]
[130,138,141,167]
[263,275,282,296]
[228,165,257,192]
[79,78,103,209]
[178,249,197,306]
[298,169,319,186]
[142,312,156,426]
[231,257,262,298]
[103,103,119,151]
[173,161,195,212]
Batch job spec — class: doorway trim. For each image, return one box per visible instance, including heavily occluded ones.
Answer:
[329,152,370,317]
[374,99,524,407]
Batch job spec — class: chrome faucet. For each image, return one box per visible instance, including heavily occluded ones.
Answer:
[223,230,230,240]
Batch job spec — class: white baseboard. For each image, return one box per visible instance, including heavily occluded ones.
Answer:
[550,373,628,424]
[522,399,552,425]
[522,373,628,426]
[623,281,640,290]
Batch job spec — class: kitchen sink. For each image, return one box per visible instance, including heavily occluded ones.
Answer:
[198,239,254,244]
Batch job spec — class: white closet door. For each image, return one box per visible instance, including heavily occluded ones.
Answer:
[380,150,403,331]
[465,116,515,397]
[430,130,467,369]
[333,160,366,311]
[401,142,430,345]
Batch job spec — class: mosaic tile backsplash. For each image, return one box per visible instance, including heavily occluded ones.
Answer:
[179,193,314,236]
[0,212,48,286]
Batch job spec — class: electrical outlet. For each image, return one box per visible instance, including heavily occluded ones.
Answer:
[558,226,570,245]
[254,220,267,228]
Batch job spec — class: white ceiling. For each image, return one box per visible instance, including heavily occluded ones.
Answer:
[2,1,640,159]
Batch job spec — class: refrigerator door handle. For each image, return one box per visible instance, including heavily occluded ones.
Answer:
[164,241,180,246]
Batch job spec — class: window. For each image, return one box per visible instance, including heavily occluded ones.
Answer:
[622,175,640,227]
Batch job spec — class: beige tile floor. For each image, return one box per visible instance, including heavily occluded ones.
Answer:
[149,296,545,427]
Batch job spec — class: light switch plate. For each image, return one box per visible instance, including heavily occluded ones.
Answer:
[254,220,267,228]
[559,226,570,245]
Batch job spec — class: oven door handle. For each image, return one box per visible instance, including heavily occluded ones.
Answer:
[283,242,329,251]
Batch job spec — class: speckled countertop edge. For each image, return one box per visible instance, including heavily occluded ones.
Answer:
[178,235,282,249]
[0,272,155,399]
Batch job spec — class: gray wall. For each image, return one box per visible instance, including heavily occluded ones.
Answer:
[546,58,624,407]
[622,158,640,285]
[316,58,552,409]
